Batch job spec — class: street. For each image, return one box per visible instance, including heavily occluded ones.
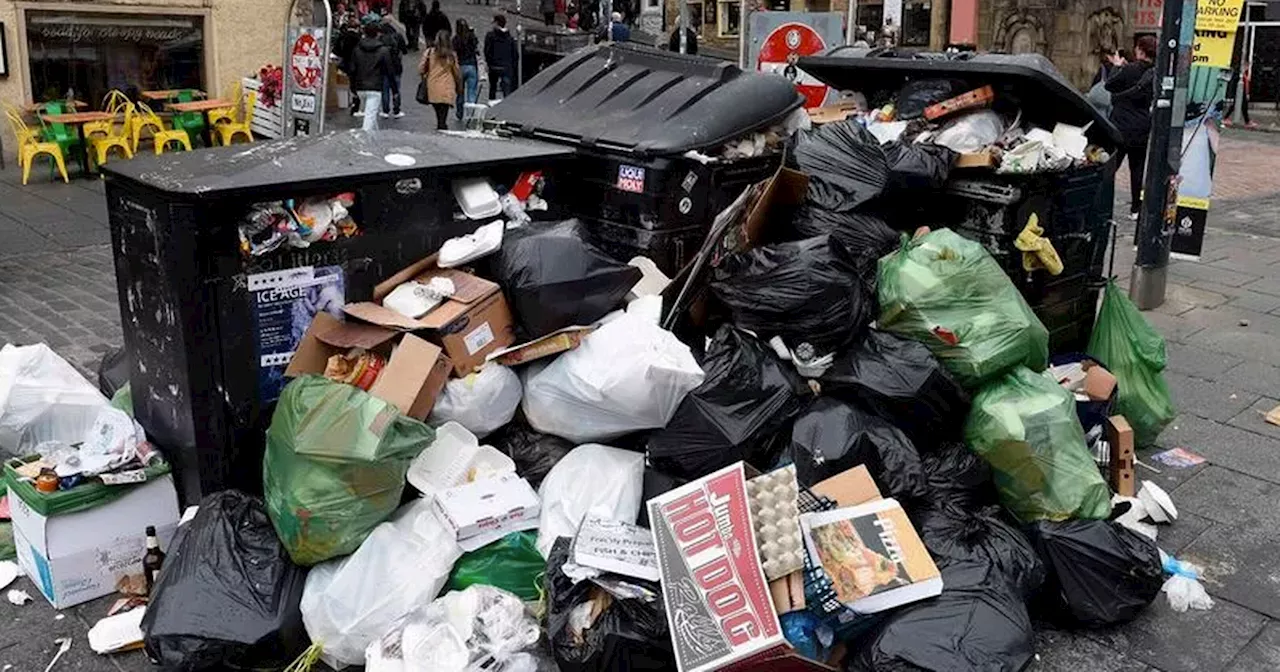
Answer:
[4,6,1280,669]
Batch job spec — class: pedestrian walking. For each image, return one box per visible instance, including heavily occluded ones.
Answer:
[379,16,408,118]
[423,1,452,43]
[1225,59,1258,129]
[399,0,427,51]
[453,19,480,122]
[483,14,518,100]
[335,11,363,115]
[1105,35,1156,220]
[421,30,463,130]
[541,0,557,25]
[350,15,393,130]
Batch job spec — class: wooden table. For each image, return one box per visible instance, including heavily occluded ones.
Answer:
[39,111,116,176]
[141,89,205,102]
[24,100,88,113]
[169,99,231,147]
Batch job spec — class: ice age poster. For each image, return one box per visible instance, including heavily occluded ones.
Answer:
[250,265,345,402]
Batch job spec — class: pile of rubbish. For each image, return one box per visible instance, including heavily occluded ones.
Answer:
[0,57,1198,672]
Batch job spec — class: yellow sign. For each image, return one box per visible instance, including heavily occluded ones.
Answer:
[1195,0,1245,32]
[1193,29,1236,68]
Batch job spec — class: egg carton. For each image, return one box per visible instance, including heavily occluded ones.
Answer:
[746,465,804,581]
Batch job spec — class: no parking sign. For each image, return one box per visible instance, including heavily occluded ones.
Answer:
[750,13,844,108]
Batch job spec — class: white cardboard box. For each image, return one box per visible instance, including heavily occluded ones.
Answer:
[10,474,180,609]
[431,472,539,543]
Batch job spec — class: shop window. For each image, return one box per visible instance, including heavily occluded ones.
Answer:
[718,0,741,37]
[902,1,931,46]
[25,10,205,106]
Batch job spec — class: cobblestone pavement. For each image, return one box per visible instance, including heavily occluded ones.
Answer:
[3,46,1280,671]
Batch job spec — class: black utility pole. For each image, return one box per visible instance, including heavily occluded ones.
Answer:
[1131,0,1196,309]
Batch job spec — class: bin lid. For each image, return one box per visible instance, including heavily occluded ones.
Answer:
[101,130,575,199]
[798,47,1123,148]
[490,43,805,156]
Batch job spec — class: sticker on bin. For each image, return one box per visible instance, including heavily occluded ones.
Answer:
[616,165,647,193]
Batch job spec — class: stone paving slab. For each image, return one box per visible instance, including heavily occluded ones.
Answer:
[1225,621,1280,671]
[1182,523,1280,620]
[1086,596,1268,672]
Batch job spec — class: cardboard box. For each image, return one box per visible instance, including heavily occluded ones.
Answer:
[10,475,180,609]
[770,571,806,615]
[432,472,540,543]
[286,311,451,420]
[486,326,595,367]
[811,465,882,507]
[807,101,860,125]
[1084,364,1118,402]
[648,463,835,672]
[955,149,996,169]
[344,256,516,376]
[1107,415,1136,497]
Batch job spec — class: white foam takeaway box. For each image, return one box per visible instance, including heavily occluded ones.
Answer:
[9,474,180,609]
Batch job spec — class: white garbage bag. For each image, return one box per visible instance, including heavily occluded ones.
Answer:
[0,343,110,457]
[428,364,522,439]
[536,444,645,557]
[521,310,703,444]
[301,499,463,669]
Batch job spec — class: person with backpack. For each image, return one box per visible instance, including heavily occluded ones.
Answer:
[349,15,392,130]
[420,30,463,130]
[483,13,518,100]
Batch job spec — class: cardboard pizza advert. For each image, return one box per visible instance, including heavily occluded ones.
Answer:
[648,462,835,672]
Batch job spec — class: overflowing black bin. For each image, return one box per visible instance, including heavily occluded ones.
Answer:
[102,130,573,505]
[800,48,1122,353]
[491,43,804,275]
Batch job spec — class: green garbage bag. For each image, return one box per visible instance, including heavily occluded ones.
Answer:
[1087,281,1176,446]
[964,366,1112,523]
[0,486,13,562]
[110,382,133,416]
[447,531,544,601]
[264,375,433,566]
[878,229,1049,389]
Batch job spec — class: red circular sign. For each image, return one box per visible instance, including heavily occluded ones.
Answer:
[291,33,323,91]
[757,22,829,108]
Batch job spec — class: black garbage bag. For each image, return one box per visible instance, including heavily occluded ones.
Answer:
[849,559,1035,672]
[819,330,970,449]
[792,120,888,213]
[487,417,575,489]
[710,235,872,353]
[648,325,809,479]
[97,346,130,398]
[895,79,969,120]
[494,219,642,339]
[915,502,1044,600]
[546,538,675,672]
[882,140,958,192]
[789,206,900,268]
[1028,519,1165,628]
[636,468,687,528]
[789,396,926,502]
[142,491,309,670]
[920,441,997,510]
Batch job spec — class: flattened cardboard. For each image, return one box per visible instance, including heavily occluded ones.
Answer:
[487,325,595,366]
[811,465,882,508]
[285,312,451,420]
[769,571,806,614]
[955,149,996,169]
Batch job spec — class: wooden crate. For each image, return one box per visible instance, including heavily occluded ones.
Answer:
[242,77,283,139]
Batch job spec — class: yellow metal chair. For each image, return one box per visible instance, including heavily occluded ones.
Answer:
[135,102,192,155]
[207,81,243,128]
[214,91,256,146]
[88,102,135,170]
[5,108,69,185]
[84,90,130,139]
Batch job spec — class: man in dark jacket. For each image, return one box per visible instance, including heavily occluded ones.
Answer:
[423,1,452,44]
[399,0,427,51]
[379,18,408,117]
[350,18,392,130]
[1106,35,1156,220]
[483,14,518,100]
[336,12,363,114]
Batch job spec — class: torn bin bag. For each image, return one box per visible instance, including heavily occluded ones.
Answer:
[648,325,808,480]
[915,502,1044,600]
[789,206,900,268]
[789,396,927,502]
[1028,519,1165,628]
[493,219,642,339]
[711,235,872,353]
[791,119,889,212]
[819,329,970,449]
[849,559,1035,672]
[546,538,675,672]
[142,491,309,671]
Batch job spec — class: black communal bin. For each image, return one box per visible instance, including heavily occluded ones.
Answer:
[101,130,573,506]
[490,43,804,276]
[801,48,1124,354]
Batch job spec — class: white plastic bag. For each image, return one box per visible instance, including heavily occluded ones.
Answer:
[1163,574,1213,612]
[932,110,1006,154]
[428,364,522,439]
[0,343,110,457]
[521,310,703,444]
[536,444,645,557]
[301,500,463,669]
[365,585,542,672]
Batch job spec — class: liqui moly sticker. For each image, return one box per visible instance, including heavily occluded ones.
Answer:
[649,463,785,672]
[616,164,647,193]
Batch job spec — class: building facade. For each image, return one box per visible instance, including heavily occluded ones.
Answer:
[0,0,285,112]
